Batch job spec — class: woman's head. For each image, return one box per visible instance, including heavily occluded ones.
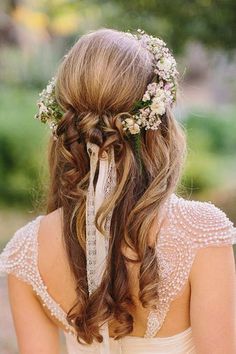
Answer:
[46,28,186,344]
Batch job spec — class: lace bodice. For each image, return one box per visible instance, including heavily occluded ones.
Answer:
[0,194,235,344]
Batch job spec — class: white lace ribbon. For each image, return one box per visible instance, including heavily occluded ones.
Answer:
[86,141,117,354]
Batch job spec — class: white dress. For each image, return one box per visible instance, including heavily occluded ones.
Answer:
[0,194,235,354]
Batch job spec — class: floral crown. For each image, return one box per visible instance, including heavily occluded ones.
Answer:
[35,30,178,136]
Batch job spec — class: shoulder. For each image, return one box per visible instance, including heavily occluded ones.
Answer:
[37,208,68,275]
[188,229,236,351]
[0,209,64,278]
[169,194,236,248]
[37,209,76,314]
[0,215,42,275]
[38,208,63,250]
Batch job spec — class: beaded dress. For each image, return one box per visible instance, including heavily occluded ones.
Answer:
[0,193,235,354]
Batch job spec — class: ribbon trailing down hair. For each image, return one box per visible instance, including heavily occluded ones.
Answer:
[33,29,180,351]
[86,141,117,354]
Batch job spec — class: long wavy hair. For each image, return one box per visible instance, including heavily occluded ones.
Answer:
[46,28,186,344]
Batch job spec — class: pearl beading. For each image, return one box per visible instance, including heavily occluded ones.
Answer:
[0,194,235,340]
[144,194,236,338]
[0,216,76,336]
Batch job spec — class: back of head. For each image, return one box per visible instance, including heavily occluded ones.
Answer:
[46,28,186,344]
[57,28,153,114]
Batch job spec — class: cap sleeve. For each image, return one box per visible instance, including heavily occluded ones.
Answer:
[0,215,75,334]
[188,201,236,249]
[145,195,236,338]
[0,216,43,284]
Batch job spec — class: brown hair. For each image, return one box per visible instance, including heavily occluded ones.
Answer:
[46,28,186,344]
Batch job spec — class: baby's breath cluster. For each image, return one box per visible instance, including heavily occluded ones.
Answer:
[34,77,63,133]
[123,29,178,134]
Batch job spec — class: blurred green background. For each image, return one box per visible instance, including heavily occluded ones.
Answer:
[1,0,236,225]
[0,1,235,352]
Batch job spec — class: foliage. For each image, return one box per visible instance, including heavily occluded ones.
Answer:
[98,0,236,53]
[182,110,236,196]
[0,44,64,88]
[185,110,236,154]
[1,0,236,54]
[0,85,48,208]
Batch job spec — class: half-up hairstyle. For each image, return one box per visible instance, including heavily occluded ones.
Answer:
[46,28,186,344]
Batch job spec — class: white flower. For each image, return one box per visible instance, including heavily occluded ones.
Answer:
[35,77,63,127]
[150,100,166,115]
[123,118,141,134]
[121,30,178,134]
[124,118,135,126]
[38,102,48,114]
[129,123,140,134]
[164,90,173,104]
[139,108,149,117]
[142,92,151,101]
[154,38,165,47]
[155,88,165,101]
[122,116,141,134]
[46,84,53,94]
[155,53,162,61]
[147,82,158,96]
[157,57,172,72]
